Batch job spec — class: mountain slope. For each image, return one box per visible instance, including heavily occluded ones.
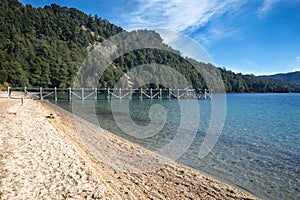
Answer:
[0,0,123,87]
[0,0,215,90]
[259,71,300,84]
[219,68,300,93]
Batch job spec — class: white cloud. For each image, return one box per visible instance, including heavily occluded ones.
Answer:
[292,56,300,72]
[293,68,300,72]
[286,55,300,72]
[119,0,246,46]
[157,29,180,44]
[257,0,280,18]
[257,0,295,18]
[156,29,213,63]
[194,25,241,46]
[124,0,243,32]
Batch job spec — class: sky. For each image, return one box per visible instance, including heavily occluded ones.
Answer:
[19,0,300,75]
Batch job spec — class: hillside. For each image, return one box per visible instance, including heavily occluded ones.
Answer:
[219,68,300,93]
[1,0,300,93]
[0,0,123,87]
[259,71,300,84]
[0,0,209,89]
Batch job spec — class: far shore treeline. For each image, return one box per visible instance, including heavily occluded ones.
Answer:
[1,0,300,93]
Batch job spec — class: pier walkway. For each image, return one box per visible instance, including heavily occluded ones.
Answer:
[6,87,212,101]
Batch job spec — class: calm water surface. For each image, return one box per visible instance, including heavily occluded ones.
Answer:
[54,93,300,200]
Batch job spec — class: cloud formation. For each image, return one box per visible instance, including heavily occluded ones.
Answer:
[117,0,296,47]
[291,56,300,72]
[118,0,246,46]
[123,0,242,32]
[257,0,297,18]
[257,0,281,18]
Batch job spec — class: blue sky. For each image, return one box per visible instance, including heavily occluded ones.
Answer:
[19,0,300,75]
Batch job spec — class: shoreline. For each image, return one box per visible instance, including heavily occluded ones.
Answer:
[0,97,259,199]
[45,99,261,198]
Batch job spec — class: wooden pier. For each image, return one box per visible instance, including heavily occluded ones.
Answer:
[7,87,212,101]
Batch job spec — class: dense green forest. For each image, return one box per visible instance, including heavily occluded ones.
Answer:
[259,71,300,85]
[1,0,299,93]
[0,0,122,88]
[220,69,300,93]
[97,47,207,90]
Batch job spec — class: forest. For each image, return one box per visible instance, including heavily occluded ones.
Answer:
[1,0,299,93]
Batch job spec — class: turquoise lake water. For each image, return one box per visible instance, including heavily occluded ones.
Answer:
[54,93,300,200]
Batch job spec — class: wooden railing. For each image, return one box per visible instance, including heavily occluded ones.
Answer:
[7,87,212,100]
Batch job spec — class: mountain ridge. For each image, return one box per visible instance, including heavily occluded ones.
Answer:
[259,71,300,84]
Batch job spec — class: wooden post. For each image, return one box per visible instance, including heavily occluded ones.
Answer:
[119,88,121,100]
[204,89,207,100]
[168,88,171,99]
[140,88,143,100]
[107,88,110,100]
[129,88,132,100]
[177,89,180,99]
[54,87,57,101]
[159,89,162,99]
[39,87,43,100]
[7,87,11,98]
[68,88,72,101]
[81,88,84,100]
[24,87,27,98]
[94,87,97,100]
[150,88,153,99]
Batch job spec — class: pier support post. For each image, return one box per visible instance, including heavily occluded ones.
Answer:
[54,87,57,101]
[140,88,142,100]
[94,88,97,100]
[24,87,27,98]
[7,87,11,98]
[150,88,153,99]
[81,88,84,101]
[177,89,180,99]
[107,88,110,100]
[119,88,121,100]
[68,88,72,101]
[207,89,212,100]
[204,89,207,100]
[159,89,162,99]
[129,88,132,100]
[168,88,171,99]
[39,87,43,100]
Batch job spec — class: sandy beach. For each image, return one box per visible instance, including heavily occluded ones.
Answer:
[0,95,259,199]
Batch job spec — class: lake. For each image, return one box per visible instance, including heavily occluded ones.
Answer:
[54,93,300,200]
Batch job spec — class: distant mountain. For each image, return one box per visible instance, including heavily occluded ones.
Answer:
[219,69,300,93]
[259,72,300,84]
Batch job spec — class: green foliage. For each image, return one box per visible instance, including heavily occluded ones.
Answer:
[0,0,122,87]
[219,68,300,93]
[98,48,206,89]
[259,72,300,84]
[1,0,299,93]
[0,81,9,90]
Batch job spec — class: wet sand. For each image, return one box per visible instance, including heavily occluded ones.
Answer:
[0,96,259,199]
